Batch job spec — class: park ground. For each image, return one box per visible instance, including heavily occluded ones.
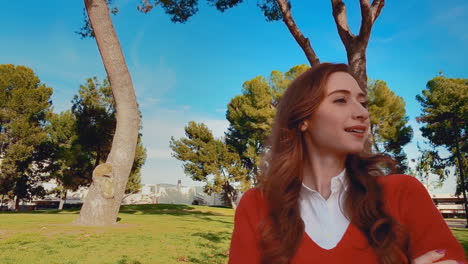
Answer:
[0,204,466,264]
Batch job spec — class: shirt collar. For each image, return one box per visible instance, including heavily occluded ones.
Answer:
[301,169,347,195]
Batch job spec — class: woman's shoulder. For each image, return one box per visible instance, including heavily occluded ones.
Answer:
[377,174,430,203]
[376,174,425,191]
[235,187,267,223]
[238,187,265,208]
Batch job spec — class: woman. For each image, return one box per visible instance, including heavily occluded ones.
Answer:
[228,63,466,264]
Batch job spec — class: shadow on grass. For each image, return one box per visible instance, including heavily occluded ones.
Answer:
[192,231,232,243]
[0,209,80,214]
[188,231,231,263]
[118,204,228,217]
[193,215,233,225]
[0,204,232,218]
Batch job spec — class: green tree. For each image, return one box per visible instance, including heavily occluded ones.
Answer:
[0,64,52,210]
[70,77,146,195]
[225,65,309,185]
[412,143,445,192]
[45,110,87,210]
[416,75,468,225]
[170,121,248,209]
[72,77,115,169]
[368,80,413,173]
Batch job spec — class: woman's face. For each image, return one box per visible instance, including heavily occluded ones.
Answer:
[301,71,370,155]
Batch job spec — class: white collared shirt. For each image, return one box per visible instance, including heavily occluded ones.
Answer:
[298,169,350,249]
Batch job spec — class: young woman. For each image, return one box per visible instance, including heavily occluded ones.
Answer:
[229,63,466,264]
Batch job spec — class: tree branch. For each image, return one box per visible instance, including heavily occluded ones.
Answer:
[371,0,385,21]
[331,0,355,46]
[358,0,384,43]
[275,0,320,66]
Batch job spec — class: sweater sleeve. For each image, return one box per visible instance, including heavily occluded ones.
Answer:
[397,175,466,261]
[229,189,262,264]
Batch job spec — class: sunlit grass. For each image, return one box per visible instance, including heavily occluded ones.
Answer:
[1,206,467,263]
[0,204,234,264]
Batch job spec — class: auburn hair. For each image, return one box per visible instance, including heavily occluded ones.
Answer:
[257,63,409,264]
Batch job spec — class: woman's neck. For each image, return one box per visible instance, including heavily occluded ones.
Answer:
[302,149,346,200]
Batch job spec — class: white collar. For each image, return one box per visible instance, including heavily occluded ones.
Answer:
[301,169,347,195]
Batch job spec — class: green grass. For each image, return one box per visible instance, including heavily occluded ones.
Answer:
[1,206,468,264]
[0,204,234,264]
[452,228,468,253]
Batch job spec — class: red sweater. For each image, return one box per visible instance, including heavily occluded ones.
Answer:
[229,174,466,263]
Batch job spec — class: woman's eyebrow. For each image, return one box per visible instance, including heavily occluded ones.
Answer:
[327,89,366,98]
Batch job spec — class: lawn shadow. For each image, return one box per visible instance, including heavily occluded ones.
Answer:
[193,215,233,225]
[189,231,231,263]
[0,209,80,214]
[192,231,232,243]
[0,204,232,218]
[118,204,228,217]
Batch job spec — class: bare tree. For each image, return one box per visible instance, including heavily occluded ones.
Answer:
[74,0,139,226]
[275,0,385,90]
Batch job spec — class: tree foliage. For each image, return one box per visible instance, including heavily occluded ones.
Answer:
[412,143,445,191]
[368,80,413,173]
[70,77,146,194]
[170,121,248,208]
[416,75,468,223]
[0,64,53,209]
[225,65,309,185]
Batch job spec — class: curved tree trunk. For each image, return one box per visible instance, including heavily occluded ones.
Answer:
[74,0,139,226]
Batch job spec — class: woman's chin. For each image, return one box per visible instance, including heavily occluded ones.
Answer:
[344,146,366,155]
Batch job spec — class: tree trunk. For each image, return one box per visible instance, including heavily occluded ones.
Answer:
[14,196,19,211]
[58,190,67,210]
[330,0,385,92]
[227,190,237,210]
[454,139,468,227]
[346,45,368,91]
[95,145,101,168]
[75,0,139,226]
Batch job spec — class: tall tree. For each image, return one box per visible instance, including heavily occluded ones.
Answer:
[0,64,52,210]
[71,77,146,197]
[45,110,86,210]
[368,80,413,173]
[412,143,445,192]
[226,65,309,185]
[416,75,468,226]
[72,77,116,170]
[170,121,248,209]
[75,0,140,226]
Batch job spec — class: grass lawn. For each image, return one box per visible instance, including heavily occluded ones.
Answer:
[0,204,234,264]
[1,205,467,264]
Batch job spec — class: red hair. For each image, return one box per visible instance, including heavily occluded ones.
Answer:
[257,63,409,263]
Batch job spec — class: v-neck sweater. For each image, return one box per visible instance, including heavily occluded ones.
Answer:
[229,174,466,263]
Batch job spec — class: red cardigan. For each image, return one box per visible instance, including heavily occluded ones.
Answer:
[229,174,466,263]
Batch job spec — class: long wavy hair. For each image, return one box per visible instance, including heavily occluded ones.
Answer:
[257,63,410,264]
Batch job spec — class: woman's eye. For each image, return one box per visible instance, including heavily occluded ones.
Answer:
[334,98,346,103]
[361,101,369,108]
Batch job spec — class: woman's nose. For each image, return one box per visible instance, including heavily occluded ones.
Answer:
[352,103,369,120]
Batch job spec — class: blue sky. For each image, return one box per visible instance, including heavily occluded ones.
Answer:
[1,0,467,193]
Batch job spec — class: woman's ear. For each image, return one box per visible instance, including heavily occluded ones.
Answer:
[300,121,308,132]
